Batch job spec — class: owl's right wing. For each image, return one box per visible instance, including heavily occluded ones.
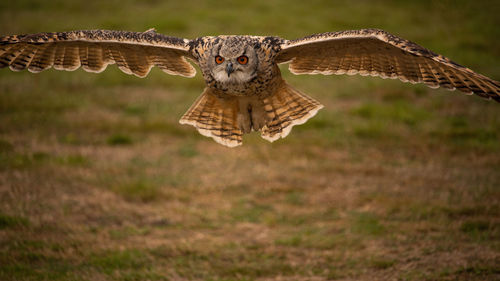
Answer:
[0,29,196,78]
[276,29,499,102]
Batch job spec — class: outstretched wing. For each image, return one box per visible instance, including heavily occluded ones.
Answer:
[276,29,500,102]
[0,29,196,78]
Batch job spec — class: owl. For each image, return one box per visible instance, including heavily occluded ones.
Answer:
[1,29,499,147]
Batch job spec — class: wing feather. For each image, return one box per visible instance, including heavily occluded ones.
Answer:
[0,29,196,78]
[53,43,67,71]
[2,46,23,69]
[10,44,37,71]
[29,44,54,72]
[277,29,499,101]
[62,44,80,71]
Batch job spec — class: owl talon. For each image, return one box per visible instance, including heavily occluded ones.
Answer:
[237,113,252,134]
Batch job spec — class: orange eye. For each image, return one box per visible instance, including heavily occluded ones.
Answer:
[237,56,248,65]
[215,56,224,64]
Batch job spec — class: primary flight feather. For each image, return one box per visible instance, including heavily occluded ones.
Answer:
[1,29,498,147]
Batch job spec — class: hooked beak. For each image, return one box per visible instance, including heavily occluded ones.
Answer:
[225,62,234,77]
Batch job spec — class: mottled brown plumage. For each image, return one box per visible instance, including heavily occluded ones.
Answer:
[277,29,499,100]
[0,29,195,77]
[1,28,499,147]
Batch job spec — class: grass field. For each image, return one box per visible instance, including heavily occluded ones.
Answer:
[1,0,499,280]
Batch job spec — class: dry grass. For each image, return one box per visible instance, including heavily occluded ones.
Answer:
[1,0,499,280]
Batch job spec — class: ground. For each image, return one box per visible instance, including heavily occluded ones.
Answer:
[0,0,499,280]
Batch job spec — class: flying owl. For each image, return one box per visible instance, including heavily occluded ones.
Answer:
[1,29,499,147]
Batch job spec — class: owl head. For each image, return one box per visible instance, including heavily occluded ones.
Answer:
[208,37,259,84]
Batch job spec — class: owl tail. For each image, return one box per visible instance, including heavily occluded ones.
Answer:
[179,83,324,147]
[260,81,324,142]
[179,88,243,147]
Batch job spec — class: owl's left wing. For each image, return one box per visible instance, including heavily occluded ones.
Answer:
[276,29,499,102]
[0,29,196,78]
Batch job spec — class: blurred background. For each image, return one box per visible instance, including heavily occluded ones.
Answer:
[0,0,499,280]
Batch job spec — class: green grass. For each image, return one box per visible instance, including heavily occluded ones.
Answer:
[89,249,152,274]
[107,134,133,145]
[111,179,163,202]
[1,0,499,280]
[0,213,30,229]
[369,256,396,269]
[351,101,432,127]
[349,211,386,236]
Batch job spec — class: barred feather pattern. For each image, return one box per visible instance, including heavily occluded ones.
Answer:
[0,30,196,78]
[261,81,324,142]
[277,29,500,102]
[179,88,243,147]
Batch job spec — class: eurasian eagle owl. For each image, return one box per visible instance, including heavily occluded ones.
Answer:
[1,29,498,147]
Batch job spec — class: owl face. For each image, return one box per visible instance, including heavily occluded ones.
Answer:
[208,38,259,84]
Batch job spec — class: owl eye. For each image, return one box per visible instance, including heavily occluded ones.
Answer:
[215,56,225,64]
[237,56,248,65]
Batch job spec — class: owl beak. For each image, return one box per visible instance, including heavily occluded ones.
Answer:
[225,62,234,77]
